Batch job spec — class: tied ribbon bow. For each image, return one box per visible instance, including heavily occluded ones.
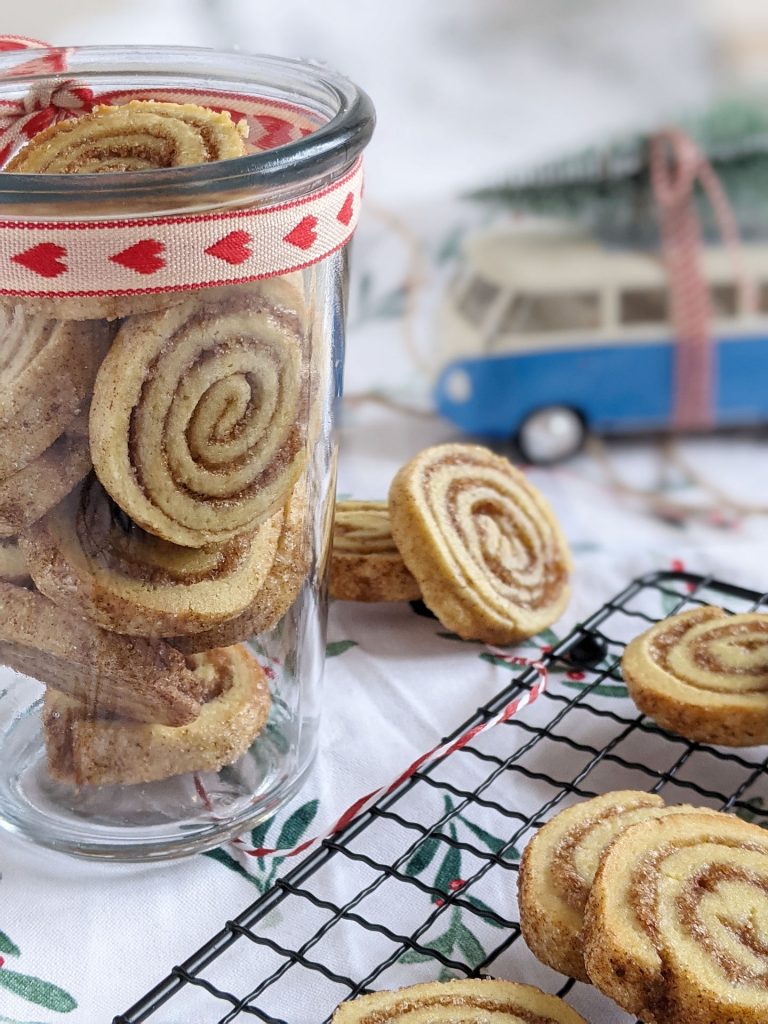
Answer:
[650,128,755,430]
[0,35,92,166]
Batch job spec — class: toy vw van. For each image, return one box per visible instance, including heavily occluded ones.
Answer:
[434,227,768,462]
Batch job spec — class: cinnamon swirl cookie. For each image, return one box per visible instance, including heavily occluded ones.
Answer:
[388,444,571,643]
[329,500,420,602]
[0,427,91,537]
[21,474,282,637]
[623,607,768,746]
[584,810,768,1024]
[332,979,588,1024]
[0,538,30,585]
[0,303,111,477]
[0,580,202,725]
[90,280,309,547]
[518,790,711,981]
[43,644,271,786]
[6,99,248,173]
[6,99,248,320]
[170,478,310,653]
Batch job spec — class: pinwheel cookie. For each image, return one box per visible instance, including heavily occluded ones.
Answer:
[44,644,271,786]
[21,474,282,637]
[622,606,768,745]
[332,979,588,1024]
[0,426,91,537]
[0,580,203,725]
[518,790,712,981]
[0,302,111,477]
[0,537,30,585]
[389,444,571,643]
[171,478,310,653]
[330,499,420,602]
[90,280,309,547]
[584,810,768,1024]
[6,99,248,320]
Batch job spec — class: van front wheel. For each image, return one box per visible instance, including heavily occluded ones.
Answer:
[516,406,586,465]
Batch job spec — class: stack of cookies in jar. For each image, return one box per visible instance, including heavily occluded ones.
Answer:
[0,100,314,787]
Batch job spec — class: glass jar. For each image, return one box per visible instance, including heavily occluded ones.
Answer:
[0,44,374,860]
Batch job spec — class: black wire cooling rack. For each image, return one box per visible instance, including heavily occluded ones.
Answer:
[115,569,768,1024]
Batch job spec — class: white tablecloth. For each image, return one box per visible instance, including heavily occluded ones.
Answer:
[1,193,767,1023]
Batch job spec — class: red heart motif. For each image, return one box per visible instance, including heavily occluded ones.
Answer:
[283,216,318,251]
[337,192,354,226]
[110,239,166,275]
[254,114,294,151]
[205,230,252,266]
[12,242,67,278]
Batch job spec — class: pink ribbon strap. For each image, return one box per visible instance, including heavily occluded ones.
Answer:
[0,36,363,294]
[650,128,754,430]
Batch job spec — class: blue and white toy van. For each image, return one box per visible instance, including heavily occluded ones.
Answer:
[433,227,768,462]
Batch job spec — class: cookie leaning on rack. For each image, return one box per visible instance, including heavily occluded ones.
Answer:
[518,790,716,981]
[622,606,768,745]
[584,809,768,1024]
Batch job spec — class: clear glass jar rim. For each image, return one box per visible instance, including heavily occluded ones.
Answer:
[0,45,375,206]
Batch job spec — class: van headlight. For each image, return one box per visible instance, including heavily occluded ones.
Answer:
[444,368,472,404]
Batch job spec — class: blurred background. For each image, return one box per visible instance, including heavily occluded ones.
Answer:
[6,0,768,201]
[5,0,768,531]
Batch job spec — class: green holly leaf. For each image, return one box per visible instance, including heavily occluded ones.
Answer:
[434,836,462,898]
[0,970,76,1013]
[455,923,485,968]
[457,816,519,863]
[535,627,559,646]
[250,815,274,851]
[404,837,441,878]
[203,848,263,890]
[562,679,628,699]
[0,933,19,958]
[325,640,358,658]
[462,894,508,928]
[399,947,437,964]
[275,800,319,851]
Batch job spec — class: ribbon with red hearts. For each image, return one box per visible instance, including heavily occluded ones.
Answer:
[0,36,364,296]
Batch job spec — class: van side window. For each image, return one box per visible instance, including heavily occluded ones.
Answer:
[458,276,500,327]
[620,288,668,325]
[710,284,737,317]
[498,291,600,335]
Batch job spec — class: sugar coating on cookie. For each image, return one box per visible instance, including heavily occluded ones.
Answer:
[623,606,768,746]
[6,99,248,173]
[44,644,271,786]
[0,537,30,585]
[170,478,310,653]
[583,809,768,1024]
[89,281,309,548]
[22,473,283,637]
[518,790,712,982]
[332,978,588,1023]
[330,499,420,602]
[388,443,571,643]
[0,580,202,725]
